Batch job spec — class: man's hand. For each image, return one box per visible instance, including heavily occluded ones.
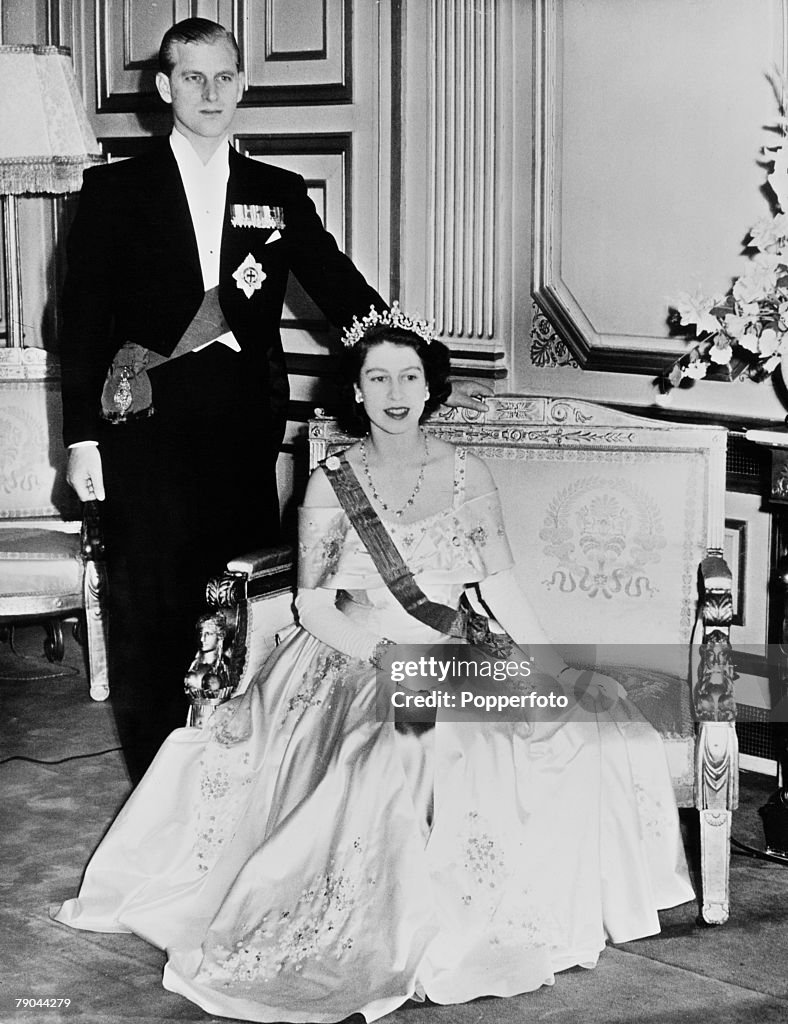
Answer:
[66,445,106,501]
[444,379,493,412]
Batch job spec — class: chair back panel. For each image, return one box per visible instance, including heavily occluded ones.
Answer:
[475,446,706,647]
[0,350,78,522]
[308,396,727,677]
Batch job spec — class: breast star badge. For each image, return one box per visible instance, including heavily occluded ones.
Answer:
[233,253,266,298]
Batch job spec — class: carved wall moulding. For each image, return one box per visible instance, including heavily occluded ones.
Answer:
[530,301,578,369]
[427,0,496,342]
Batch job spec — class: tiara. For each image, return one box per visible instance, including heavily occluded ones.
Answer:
[341,301,435,348]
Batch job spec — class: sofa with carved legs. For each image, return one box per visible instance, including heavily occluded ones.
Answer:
[200,395,736,925]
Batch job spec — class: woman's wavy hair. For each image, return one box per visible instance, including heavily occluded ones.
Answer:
[336,324,451,436]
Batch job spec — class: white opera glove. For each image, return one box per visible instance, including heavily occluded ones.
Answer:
[476,568,567,678]
[66,444,105,501]
[295,587,382,664]
[478,571,626,699]
[477,571,629,705]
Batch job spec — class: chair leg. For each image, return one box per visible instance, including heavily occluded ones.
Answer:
[43,619,65,662]
[695,721,738,924]
[83,561,109,701]
[698,807,732,924]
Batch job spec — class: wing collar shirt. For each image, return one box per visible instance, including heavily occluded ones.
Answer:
[169,128,240,353]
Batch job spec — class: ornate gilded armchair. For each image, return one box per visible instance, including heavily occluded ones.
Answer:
[0,349,109,700]
[202,395,737,925]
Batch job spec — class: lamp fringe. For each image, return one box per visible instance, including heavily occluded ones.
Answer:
[0,154,104,195]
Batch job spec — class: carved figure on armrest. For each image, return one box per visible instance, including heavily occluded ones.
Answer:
[184,611,234,727]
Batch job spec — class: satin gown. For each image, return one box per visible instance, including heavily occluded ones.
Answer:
[54,452,694,1023]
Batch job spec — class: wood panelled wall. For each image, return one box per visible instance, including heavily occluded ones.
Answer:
[398,0,527,389]
[0,0,397,520]
[0,0,523,517]
[6,0,788,434]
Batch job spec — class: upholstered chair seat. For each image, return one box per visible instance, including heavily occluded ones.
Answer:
[0,526,84,613]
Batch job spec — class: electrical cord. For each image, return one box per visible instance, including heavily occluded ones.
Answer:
[0,747,122,766]
[731,835,788,865]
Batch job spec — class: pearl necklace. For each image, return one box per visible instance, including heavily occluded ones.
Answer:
[360,431,429,518]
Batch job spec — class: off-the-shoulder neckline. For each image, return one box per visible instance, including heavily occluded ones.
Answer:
[300,488,500,529]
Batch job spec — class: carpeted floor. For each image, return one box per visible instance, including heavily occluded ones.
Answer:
[0,635,78,685]
[2,624,788,1024]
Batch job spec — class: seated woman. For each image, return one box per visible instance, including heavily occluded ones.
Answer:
[53,306,694,1023]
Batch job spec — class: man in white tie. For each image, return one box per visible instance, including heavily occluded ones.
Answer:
[60,18,388,781]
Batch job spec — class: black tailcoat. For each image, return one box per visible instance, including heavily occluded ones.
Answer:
[59,138,384,780]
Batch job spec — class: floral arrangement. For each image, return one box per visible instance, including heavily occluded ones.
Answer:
[665,80,788,390]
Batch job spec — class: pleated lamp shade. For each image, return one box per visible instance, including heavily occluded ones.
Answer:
[0,44,104,195]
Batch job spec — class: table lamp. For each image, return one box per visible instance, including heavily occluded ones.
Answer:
[0,44,104,347]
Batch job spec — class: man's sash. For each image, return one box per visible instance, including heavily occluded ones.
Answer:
[100,286,231,422]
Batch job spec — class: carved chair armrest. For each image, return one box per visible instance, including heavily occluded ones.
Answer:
[79,500,109,701]
[205,543,295,610]
[694,556,739,906]
[225,543,295,579]
[694,552,735,724]
[80,499,106,562]
[203,543,296,690]
[700,553,733,600]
